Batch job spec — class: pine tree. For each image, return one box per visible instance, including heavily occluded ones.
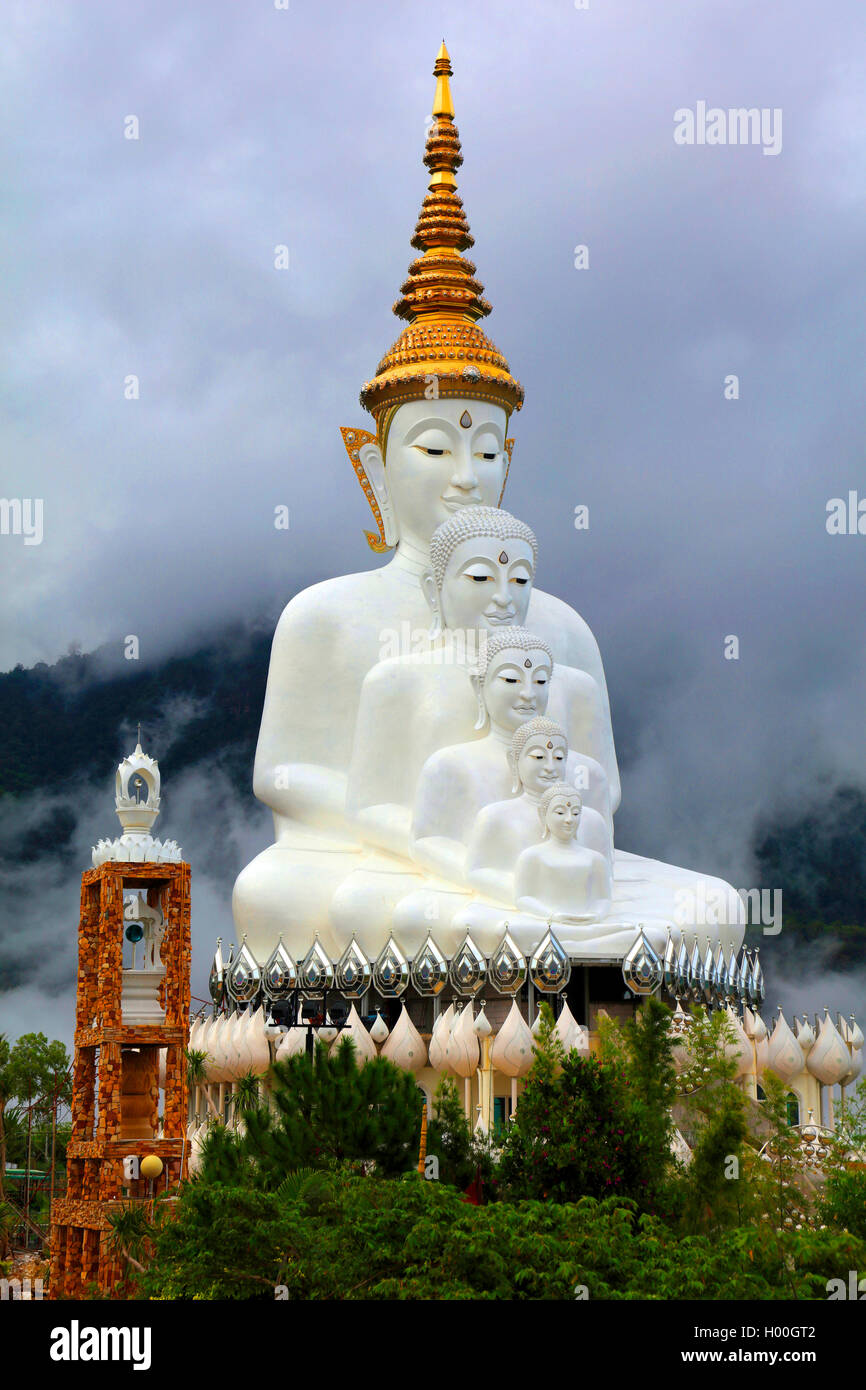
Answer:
[198,1036,423,1187]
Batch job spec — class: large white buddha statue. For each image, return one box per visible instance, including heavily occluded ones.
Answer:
[231,43,744,966]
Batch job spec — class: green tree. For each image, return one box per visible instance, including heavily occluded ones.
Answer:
[198,1036,423,1188]
[0,1037,13,1197]
[818,1169,866,1241]
[425,1076,494,1191]
[497,1005,651,1207]
[0,1033,71,1205]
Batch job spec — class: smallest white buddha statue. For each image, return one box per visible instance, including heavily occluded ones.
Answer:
[514,782,612,923]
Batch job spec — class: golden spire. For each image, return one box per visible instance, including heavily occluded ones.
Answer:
[359,43,523,427]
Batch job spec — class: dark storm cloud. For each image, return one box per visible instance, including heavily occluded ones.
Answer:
[0,0,864,1037]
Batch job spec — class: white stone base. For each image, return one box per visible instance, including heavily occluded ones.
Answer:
[121,967,166,1025]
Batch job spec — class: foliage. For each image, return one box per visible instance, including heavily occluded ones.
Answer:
[817,1169,866,1241]
[0,1033,71,1198]
[0,1200,19,1259]
[196,1037,423,1188]
[141,1169,866,1301]
[425,1077,495,1191]
[497,1004,655,1208]
[830,1076,866,1153]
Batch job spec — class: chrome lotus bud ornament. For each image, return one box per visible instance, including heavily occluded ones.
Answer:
[714,944,726,998]
[209,937,226,1004]
[749,949,765,1009]
[299,936,335,996]
[723,947,737,1003]
[373,936,410,998]
[738,949,753,1006]
[677,937,691,998]
[529,928,571,995]
[411,933,449,997]
[663,931,677,998]
[225,936,261,1004]
[703,942,716,1007]
[489,926,527,996]
[449,932,488,997]
[690,941,703,1003]
[262,936,297,1001]
[335,936,372,998]
[622,927,663,996]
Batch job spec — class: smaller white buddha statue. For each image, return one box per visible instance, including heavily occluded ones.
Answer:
[465,716,610,904]
[514,782,612,923]
[409,627,555,881]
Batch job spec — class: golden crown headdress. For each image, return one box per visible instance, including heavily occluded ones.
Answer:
[342,43,522,551]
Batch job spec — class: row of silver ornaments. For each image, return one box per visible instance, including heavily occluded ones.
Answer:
[665,933,765,1009]
[209,926,574,1007]
[620,929,765,1008]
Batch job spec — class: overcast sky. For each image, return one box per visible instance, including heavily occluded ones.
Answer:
[1,0,865,1045]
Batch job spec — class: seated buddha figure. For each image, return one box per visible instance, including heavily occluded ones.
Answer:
[465,716,610,906]
[515,782,612,923]
[407,628,610,883]
[232,45,744,965]
[344,506,617,859]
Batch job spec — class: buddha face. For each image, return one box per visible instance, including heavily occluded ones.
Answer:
[377,399,508,551]
[480,648,552,733]
[515,733,568,797]
[544,793,582,843]
[435,534,533,632]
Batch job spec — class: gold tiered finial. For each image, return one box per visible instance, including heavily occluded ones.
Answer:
[359,43,523,428]
[433,40,454,121]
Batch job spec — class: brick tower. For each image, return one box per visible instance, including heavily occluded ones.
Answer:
[50,740,190,1299]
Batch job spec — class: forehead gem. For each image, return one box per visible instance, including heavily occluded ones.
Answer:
[524,658,532,668]
[499,550,508,563]
[460,410,472,429]
[546,741,553,748]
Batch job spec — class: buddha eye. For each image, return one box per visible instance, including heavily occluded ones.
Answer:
[417,446,447,456]
[478,451,498,461]
[510,576,529,585]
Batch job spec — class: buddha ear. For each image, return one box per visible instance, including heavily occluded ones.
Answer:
[421,570,443,638]
[498,438,515,507]
[359,441,398,547]
[340,427,398,551]
[469,671,487,732]
[537,801,549,835]
[507,749,520,795]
